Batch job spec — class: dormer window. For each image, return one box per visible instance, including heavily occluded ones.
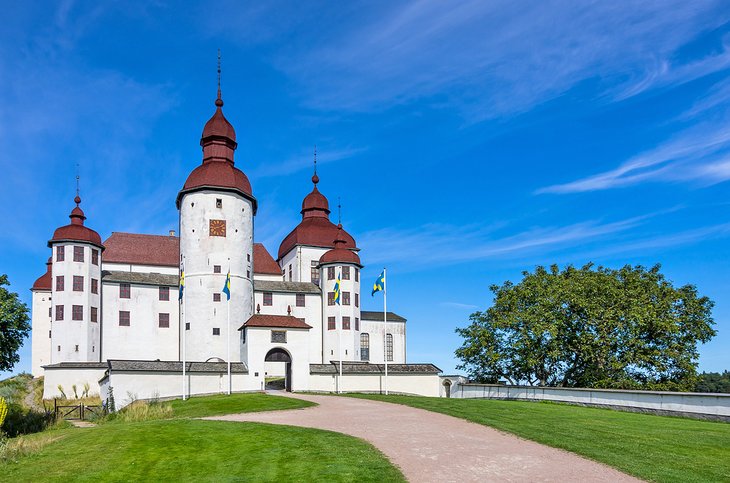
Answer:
[216,198,223,209]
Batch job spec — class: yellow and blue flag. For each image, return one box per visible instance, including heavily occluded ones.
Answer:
[372,270,385,296]
[333,273,341,305]
[179,267,185,301]
[222,271,231,301]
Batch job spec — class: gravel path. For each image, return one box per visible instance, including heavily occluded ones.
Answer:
[204,392,640,482]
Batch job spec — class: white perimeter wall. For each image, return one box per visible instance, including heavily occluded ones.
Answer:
[309,373,440,397]
[453,384,730,418]
[360,320,405,364]
[43,367,106,398]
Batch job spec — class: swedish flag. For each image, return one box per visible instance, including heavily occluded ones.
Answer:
[372,270,385,296]
[179,268,185,301]
[222,271,231,301]
[333,273,341,305]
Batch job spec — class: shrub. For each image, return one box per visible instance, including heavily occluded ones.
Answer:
[2,402,54,438]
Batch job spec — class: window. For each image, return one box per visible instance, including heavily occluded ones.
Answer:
[355,317,360,331]
[56,245,65,262]
[288,264,293,281]
[343,316,351,330]
[247,253,251,262]
[355,293,360,307]
[57,345,61,352]
[263,292,273,306]
[213,265,221,274]
[119,311,130,326]
[75,345,79,352]
[216,198,222,208]
[271,330,286,343]
[212,327,220,335]
[328,317,336,330]
[355,268,359,282]
[119,283,130,299]
[342,292,350,306]
[74,246,84,262]
[48,330,51,338]
[327,292,335,306]
[91,278,98,294]
[213,293,221,302]
[48,307,52,317]
[159,286,169,301]
[327,267,335,280]
[159,313,170,328]
[91,307,98,322]
[386,334,394,362]
[72,305,83,320]
[342,266,350,280]
[73,275,84,292]
[92,249,99,265]
[311,261,320,285]
[247,270,250,278]
[296,293,305,307]
[360,333,370,361]
[185,322,190,330]
[55,305,64,321]
[56,275,64,292]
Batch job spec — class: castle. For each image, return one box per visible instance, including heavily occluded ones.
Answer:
[30,86,441,406]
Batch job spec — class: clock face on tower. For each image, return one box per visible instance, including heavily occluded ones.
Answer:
[209,219,226,237]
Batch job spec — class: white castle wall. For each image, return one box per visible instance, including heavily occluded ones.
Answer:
[31,289,52,376]
[179,189,254,363]
[103,262,178,275]
[43,365,106,398]
[320,263,361,363]
[50,242,101,364]
[360,319,406,364]
[101,282,180,361]
[308,373,440,397]
[244,327,311,391]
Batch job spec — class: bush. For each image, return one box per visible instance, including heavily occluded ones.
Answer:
[2,402,54,438]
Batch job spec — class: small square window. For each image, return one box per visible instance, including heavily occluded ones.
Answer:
[73,246,84,262]
[212,327,220,336]
[296,293,305,307]
[91,278,98,294]
[342,266,351,280]
[271,330,286,343]
[91,307,98,322]
[56,245,65,262]
[91,249,99,265]
[159,313,170,328]
[342,292,350,306]
[343,316,351,330]
[185,322,190,330]
[56,275,64,292]
[119,283,130,299]
[327,267,335,280]
[159,286,169,301]
[263,292,273,306]
[72,305,83,321]
[213,293,221,302]
[73,276,84,292]
[214,265,221,274]
[216,198,222,208]
[55,305,64,321]
[327,292,335,306]
[119,310,130,326]
[328,316,336,330]
[75,345,79,352]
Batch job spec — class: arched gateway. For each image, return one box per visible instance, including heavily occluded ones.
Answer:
[265,348,292,392]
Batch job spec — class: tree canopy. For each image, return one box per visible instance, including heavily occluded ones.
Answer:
[695,371,730,393]
[0,274,30,372]
[455,264,715,391]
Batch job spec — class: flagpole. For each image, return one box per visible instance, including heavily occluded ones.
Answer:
[227,263,231,395]
[338,269,343,394]
[383,267,388,396]
[182,260,187,401]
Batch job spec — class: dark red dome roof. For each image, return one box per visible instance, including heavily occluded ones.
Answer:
[319,225,362,267]
[180,162,253,198]
[48,197,103,248]
[302,186,329,216]
[201,104,236,143]
[31,258,52,291]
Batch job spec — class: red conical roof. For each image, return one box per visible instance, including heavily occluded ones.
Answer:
[31,257,52,291]
[48,196,103,248]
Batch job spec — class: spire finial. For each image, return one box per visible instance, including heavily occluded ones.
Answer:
[74,163,81,205]
[312,145,319,185]
[215,49,223,107]
[338,197,341,225]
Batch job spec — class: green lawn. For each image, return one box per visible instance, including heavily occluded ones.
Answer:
[350,394,730,483]
[1,393,403,482]
[168,392,314,418]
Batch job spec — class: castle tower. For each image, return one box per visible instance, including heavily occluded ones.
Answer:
[47,195,104,363]
[319,225,363,362]
[176,83,256,363]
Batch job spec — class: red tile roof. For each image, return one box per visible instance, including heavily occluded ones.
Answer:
[254,243,281,275]
[319,224,362,267]
[31,258,52,291]
[103,232,180,267]
[49,197,103,248]
[240,314,312,330]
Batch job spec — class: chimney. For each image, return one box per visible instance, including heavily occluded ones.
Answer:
[169,230,176,237]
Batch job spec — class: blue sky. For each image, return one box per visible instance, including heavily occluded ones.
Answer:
[2,1,730,378]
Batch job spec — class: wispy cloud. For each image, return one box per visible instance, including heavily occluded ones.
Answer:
[440,302,479,310]
[249,146,366,178]
[537,122,730,194]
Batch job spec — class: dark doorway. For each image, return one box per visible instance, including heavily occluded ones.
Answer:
[265,348,292,392]
[443,380,452,398]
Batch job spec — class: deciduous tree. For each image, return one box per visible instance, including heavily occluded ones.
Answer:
[0,275,30,372]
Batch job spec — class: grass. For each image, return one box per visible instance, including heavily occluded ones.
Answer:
[1,393,402,481]
[350,394,730,483]
[0,419,404,482]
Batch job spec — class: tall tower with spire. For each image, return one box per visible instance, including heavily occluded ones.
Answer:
[48,193,104,363]
[176,61,256,363]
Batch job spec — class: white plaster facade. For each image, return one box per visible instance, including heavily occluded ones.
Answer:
[30,289,52,376]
